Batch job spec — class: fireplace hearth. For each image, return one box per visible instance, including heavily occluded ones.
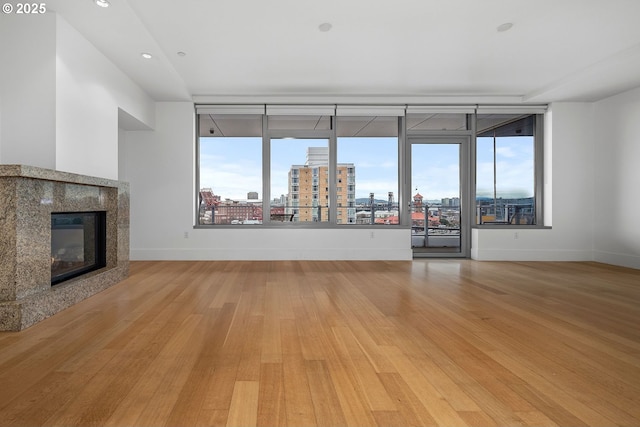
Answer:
[0,165,129,331]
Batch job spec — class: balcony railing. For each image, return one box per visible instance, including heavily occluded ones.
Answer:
[477,203,535,225]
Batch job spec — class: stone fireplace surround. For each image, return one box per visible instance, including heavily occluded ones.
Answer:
[0,165,129,331]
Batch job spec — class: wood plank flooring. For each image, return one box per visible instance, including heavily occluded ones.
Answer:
[1,260,639,426]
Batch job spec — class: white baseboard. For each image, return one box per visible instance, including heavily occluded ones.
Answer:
[131,248,413,261]
[593,251,640,270]
[471,248,593,262]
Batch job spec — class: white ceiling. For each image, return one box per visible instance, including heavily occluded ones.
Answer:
[46,0,640,103]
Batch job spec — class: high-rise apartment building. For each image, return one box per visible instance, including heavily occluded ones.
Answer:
[288,148,356,223]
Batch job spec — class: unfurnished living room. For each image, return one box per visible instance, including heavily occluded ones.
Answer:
[1,1,640,426]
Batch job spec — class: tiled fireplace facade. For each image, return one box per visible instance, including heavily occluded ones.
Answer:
[0,165,129,331]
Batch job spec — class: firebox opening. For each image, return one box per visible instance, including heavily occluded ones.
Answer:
[51,211,107,286]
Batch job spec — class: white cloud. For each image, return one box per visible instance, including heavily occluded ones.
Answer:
[200,164,262,200]
[355,179,399,199]
[496,146,516,158]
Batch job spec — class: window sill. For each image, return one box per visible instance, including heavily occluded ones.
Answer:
[473,224,552,230]
[194,224,411,229]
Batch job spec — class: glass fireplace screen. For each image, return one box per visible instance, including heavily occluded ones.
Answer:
[51,211,106,285]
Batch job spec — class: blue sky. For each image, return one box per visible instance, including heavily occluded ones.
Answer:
[477,136,534,199]
[200,136,534,201]
[411,143,459,201]
[200,137,401,201]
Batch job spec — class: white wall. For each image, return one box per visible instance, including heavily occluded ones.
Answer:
[117,96,640,265]
[118,127,127,181]
[124,102,412,260]
[55,16,154,180]
[592,88,640,269]
[472,102,596,261]
[0,13,154,180]
[0,14,56,168]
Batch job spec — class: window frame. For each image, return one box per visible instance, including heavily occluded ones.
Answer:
[336,115,402,226]
[195,113,264,226]
[264,119,336,227]
[195,105,547,230]
[472,113,546,229]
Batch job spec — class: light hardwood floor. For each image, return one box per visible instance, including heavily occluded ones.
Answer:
[1,260,639,426]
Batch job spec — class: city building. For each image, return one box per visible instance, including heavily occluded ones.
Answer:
[199,188,262,224]
[215,200,262,225]
[288,148,356,223]
[442,197,460,207]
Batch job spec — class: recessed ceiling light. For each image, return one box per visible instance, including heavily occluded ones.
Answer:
[94,0,110,7]
[497,22,514,32]
[141,52,152,59]
[318,23,332,32]
[177,51,186,57]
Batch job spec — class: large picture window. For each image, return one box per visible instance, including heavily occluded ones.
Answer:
[336,116,399,225]
[195,105,545,230]
[476,113,543,225]
[197,114,263,225]
[270,139,330,223]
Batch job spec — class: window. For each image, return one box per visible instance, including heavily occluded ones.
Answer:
[476,114,543,225]
[271,139,330,223]
[336,116,399,225]
[195,105,545,230]
[197,114,263,225]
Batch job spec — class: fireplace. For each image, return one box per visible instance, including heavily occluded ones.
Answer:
[1,165,130,331]
[51,212,107,285]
